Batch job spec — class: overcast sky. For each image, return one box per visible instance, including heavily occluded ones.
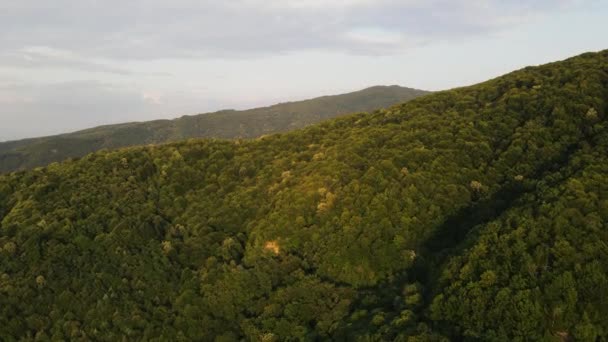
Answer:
[1,0,607,141]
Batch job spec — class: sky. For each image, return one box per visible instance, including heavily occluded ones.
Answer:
[1,0,607,142]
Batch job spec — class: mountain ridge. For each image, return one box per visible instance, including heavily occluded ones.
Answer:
[0,85,428,173]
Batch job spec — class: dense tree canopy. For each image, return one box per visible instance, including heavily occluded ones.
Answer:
[0,50,607,341]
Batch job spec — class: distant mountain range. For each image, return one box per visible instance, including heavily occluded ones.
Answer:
[0,85,428,173]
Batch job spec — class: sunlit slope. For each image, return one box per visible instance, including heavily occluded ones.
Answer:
[0,50,606,340]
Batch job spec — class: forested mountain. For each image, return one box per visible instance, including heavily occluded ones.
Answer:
[1,50,607,341]
[0,85,428,174]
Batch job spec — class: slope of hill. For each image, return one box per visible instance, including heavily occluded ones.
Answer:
[0,85,428,174]
[0,51,607,341]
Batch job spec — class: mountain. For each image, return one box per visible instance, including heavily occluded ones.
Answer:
[0,85,428,174]
[1,50,607,341]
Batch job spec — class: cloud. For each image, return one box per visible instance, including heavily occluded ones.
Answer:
[0,0,586,61]
[142,91,163,105]
[0,46,134,75]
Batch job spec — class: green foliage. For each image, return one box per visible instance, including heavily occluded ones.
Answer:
[1,50,608,340]
[0,86,428,173]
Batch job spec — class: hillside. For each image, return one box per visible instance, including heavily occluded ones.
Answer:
[0,50,607,341]
[0,85,428,174]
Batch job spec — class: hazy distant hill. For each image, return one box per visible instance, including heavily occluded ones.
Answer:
[0,51,606,340]
[0,85,428,173]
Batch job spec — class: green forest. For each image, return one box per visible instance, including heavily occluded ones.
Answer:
[0,86,427,174]
[0,50,607,341]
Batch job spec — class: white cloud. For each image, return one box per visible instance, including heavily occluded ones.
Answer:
[259,0,380,9]
[0,46,134,75]
[346,27,405,46]
[0,0,588,61]
[142,91,163,105]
